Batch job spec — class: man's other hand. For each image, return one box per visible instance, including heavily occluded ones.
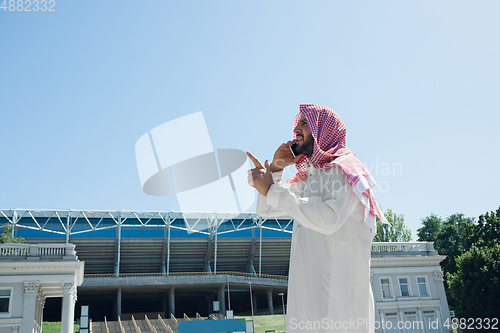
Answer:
[246,151,274,196]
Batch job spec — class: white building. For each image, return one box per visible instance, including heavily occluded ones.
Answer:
[371,242,451,333]
[0,243,84,333]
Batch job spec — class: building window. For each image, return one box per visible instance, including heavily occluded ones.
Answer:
[417,277,429,297]
[0,289,11,313]
[399,278,409,296]
[381,278,392,298]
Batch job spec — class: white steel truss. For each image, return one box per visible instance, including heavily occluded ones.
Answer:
[0,209,293,238]
[0,209,294,276]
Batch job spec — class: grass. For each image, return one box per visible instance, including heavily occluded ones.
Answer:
[42,322,80,333]
[233,315,459,333]
[236,314,286,333]
[42,317,455,333]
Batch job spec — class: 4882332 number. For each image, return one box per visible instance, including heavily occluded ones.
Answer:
[443,317,499,330]
[1,0,55,11]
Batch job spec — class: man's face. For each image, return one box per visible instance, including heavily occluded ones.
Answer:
[294,115,314,158]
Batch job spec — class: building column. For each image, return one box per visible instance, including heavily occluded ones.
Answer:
[267,290,274,315]
[61,282,77,333]
[169,287,175,318]
[374,307,382,332]
[397,308,406,333]
[117,288,122,320]
[417,307,428,333]
[21,282,39,333]
[434,306,444,333]
[378,309,387,333]
[434,270,450,332]
[218,286,226,315]
[36,288,45,333]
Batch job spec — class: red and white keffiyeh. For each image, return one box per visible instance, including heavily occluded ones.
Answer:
[287,104,388,238]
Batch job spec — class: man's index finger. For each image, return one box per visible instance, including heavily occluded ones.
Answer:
[246,151,263,168]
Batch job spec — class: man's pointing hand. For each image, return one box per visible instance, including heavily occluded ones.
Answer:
[247,151,274,196]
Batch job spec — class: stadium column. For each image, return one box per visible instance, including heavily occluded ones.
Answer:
[267,289,274,315]
[218,285,226,315]
[162,291,169,316]
[162,216,171,274]
[214,226,218,273]
[169,287,175,317]
[12,210,18,238]
[115,214,122,277]
[259,224,262,275]
[162,227,166,274]
[117,288,122,320]
[253,291,258,313]
[66,211,71,244]
[167,217,172,274]
[246,229,257,274]
[204,237,213,273]
[206,292,214,314]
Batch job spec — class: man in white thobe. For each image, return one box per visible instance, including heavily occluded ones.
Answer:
[247,104,387,332]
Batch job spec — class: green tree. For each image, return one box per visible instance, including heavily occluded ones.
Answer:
[418,207,500,319]
[464,207,500,250]
[373,209,412,242]
[417,213,442,244]
[434,213,475,276]
[0,223,24,244]
[417,213,475,311]
[447,243,500,318]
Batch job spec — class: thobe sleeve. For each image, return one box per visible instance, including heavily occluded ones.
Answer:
[255,170,290,218]
[258,168,361,235]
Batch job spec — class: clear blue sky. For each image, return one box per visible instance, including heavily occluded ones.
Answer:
[1,0,499,239]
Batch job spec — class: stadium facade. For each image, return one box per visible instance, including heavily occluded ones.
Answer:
[0,209,452,332]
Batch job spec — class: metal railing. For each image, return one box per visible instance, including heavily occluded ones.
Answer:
[84,271,288,280]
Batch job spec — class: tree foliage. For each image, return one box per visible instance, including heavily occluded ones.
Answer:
[373,209,412,242]
[464,206,500,249]
[0,223,24,244]
[418,206,500,318]
[434,213,475,276]
[447,243,500,318]
[417,213,442,244]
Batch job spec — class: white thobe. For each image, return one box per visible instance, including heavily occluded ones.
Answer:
[256,161,375,333]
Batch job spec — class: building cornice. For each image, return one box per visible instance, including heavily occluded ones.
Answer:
[376,299,442,308]
[371,255,446,268]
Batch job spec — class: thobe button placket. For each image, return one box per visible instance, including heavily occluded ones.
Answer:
[304,161,314,197]
[305,161,315,175]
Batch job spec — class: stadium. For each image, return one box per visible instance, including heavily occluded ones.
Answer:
[0,208,452,333]
[0,209,292,321]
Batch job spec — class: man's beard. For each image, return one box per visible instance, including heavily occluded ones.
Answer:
[295,134,314,158]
